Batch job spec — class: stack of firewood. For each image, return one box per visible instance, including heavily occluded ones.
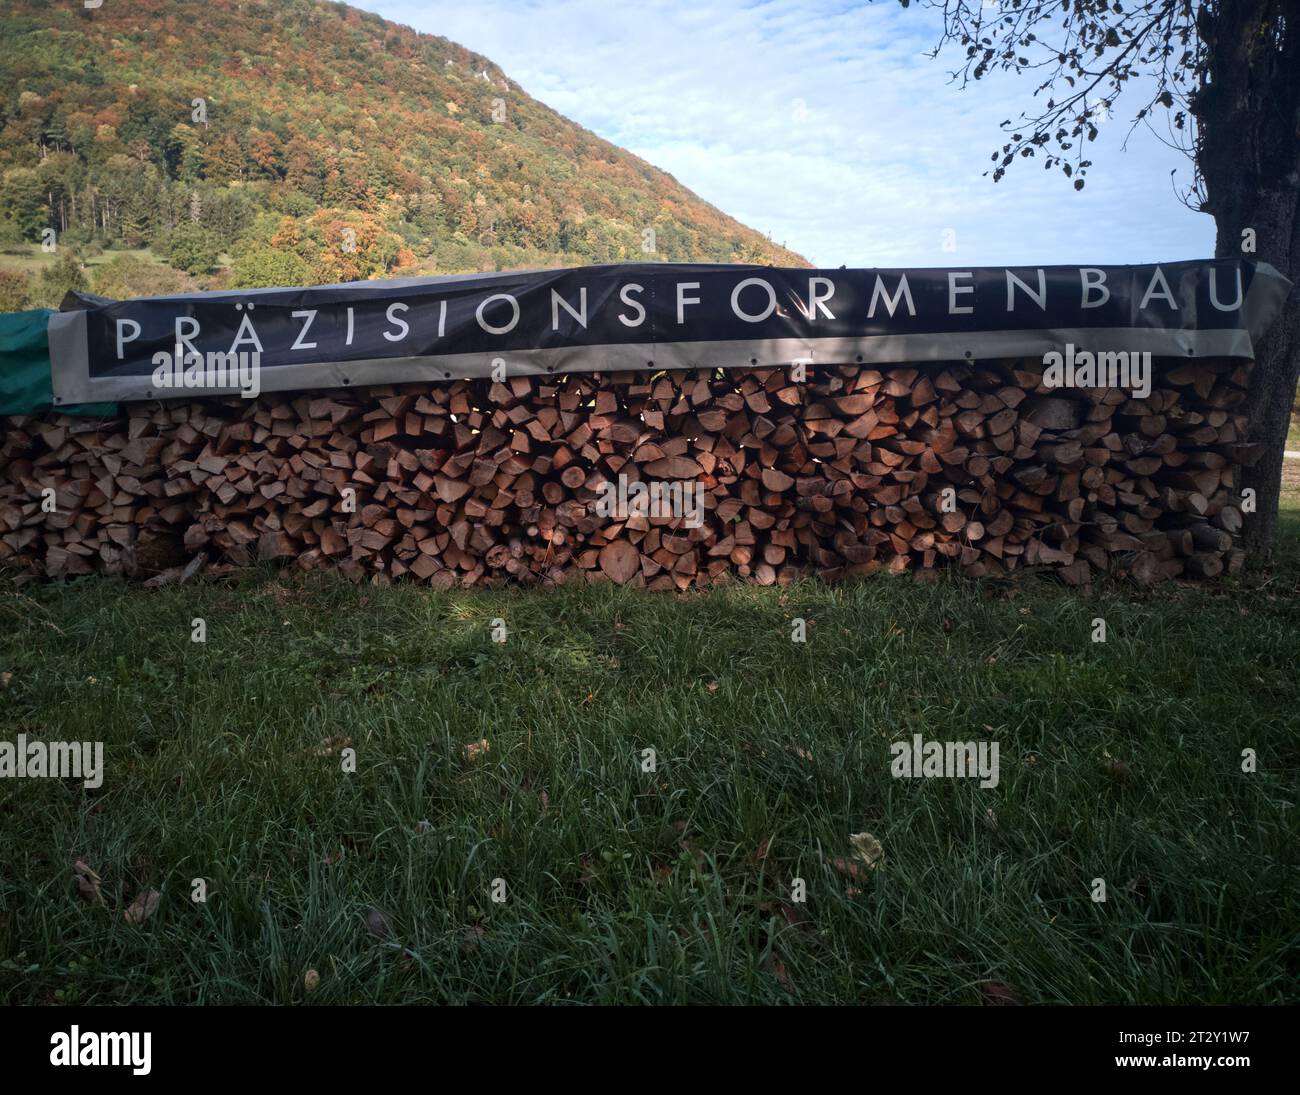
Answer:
[0,358,1262,587]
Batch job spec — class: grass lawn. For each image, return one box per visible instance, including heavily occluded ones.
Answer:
[2,500,1297,1005]
[0,245,157,276]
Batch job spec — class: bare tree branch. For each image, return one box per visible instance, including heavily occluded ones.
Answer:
[902,0,1204,194]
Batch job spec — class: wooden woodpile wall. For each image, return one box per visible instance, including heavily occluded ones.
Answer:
[0,358,1263,587]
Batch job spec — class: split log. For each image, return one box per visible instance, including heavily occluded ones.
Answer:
[0,356,1254,587]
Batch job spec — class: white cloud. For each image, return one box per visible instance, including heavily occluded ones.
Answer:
[364,0,1213,267]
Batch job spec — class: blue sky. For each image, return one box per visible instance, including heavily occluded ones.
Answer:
[362,0,1214,268]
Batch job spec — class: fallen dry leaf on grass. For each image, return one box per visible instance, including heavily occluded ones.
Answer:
[303,969,320,993]
[849,832,883,870]
[364,907,390,939]
[123,889,160,924]
[980,980,1020,1006]
[0,671,12,688]
[313,735,352,757]
[1125,875,1152,902]
[758,900,809,928]
[72,860,103,905]
[768,955,794,993]
[464,739,490,762]
[1101,755,1132,783]
[829,857,863,881]
[828,832,883,886]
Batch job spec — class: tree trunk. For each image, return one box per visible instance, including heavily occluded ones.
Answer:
[1234,211,1299,557]
[1198,0,1300,562]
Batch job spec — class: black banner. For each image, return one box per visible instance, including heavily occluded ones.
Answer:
[3,1004,1291,1081]
[47,259,1292,405]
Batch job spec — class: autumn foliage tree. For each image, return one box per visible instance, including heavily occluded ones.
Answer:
[0,271,30,312]
[0,0,803,295]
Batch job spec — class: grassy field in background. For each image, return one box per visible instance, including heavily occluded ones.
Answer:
[1,496,1297,1005]
[0,245,156,277]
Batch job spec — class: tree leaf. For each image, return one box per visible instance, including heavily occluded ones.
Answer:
[849,831,883,869]
[1101,755,1132,782]
[364,906,390,939]
[981,980,1019,1006]
[123,889,160,924]
[72,859,103,906]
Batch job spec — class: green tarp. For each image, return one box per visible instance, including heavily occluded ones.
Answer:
[0,309,116,417]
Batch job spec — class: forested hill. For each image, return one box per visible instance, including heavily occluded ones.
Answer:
[0,0,806,307]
